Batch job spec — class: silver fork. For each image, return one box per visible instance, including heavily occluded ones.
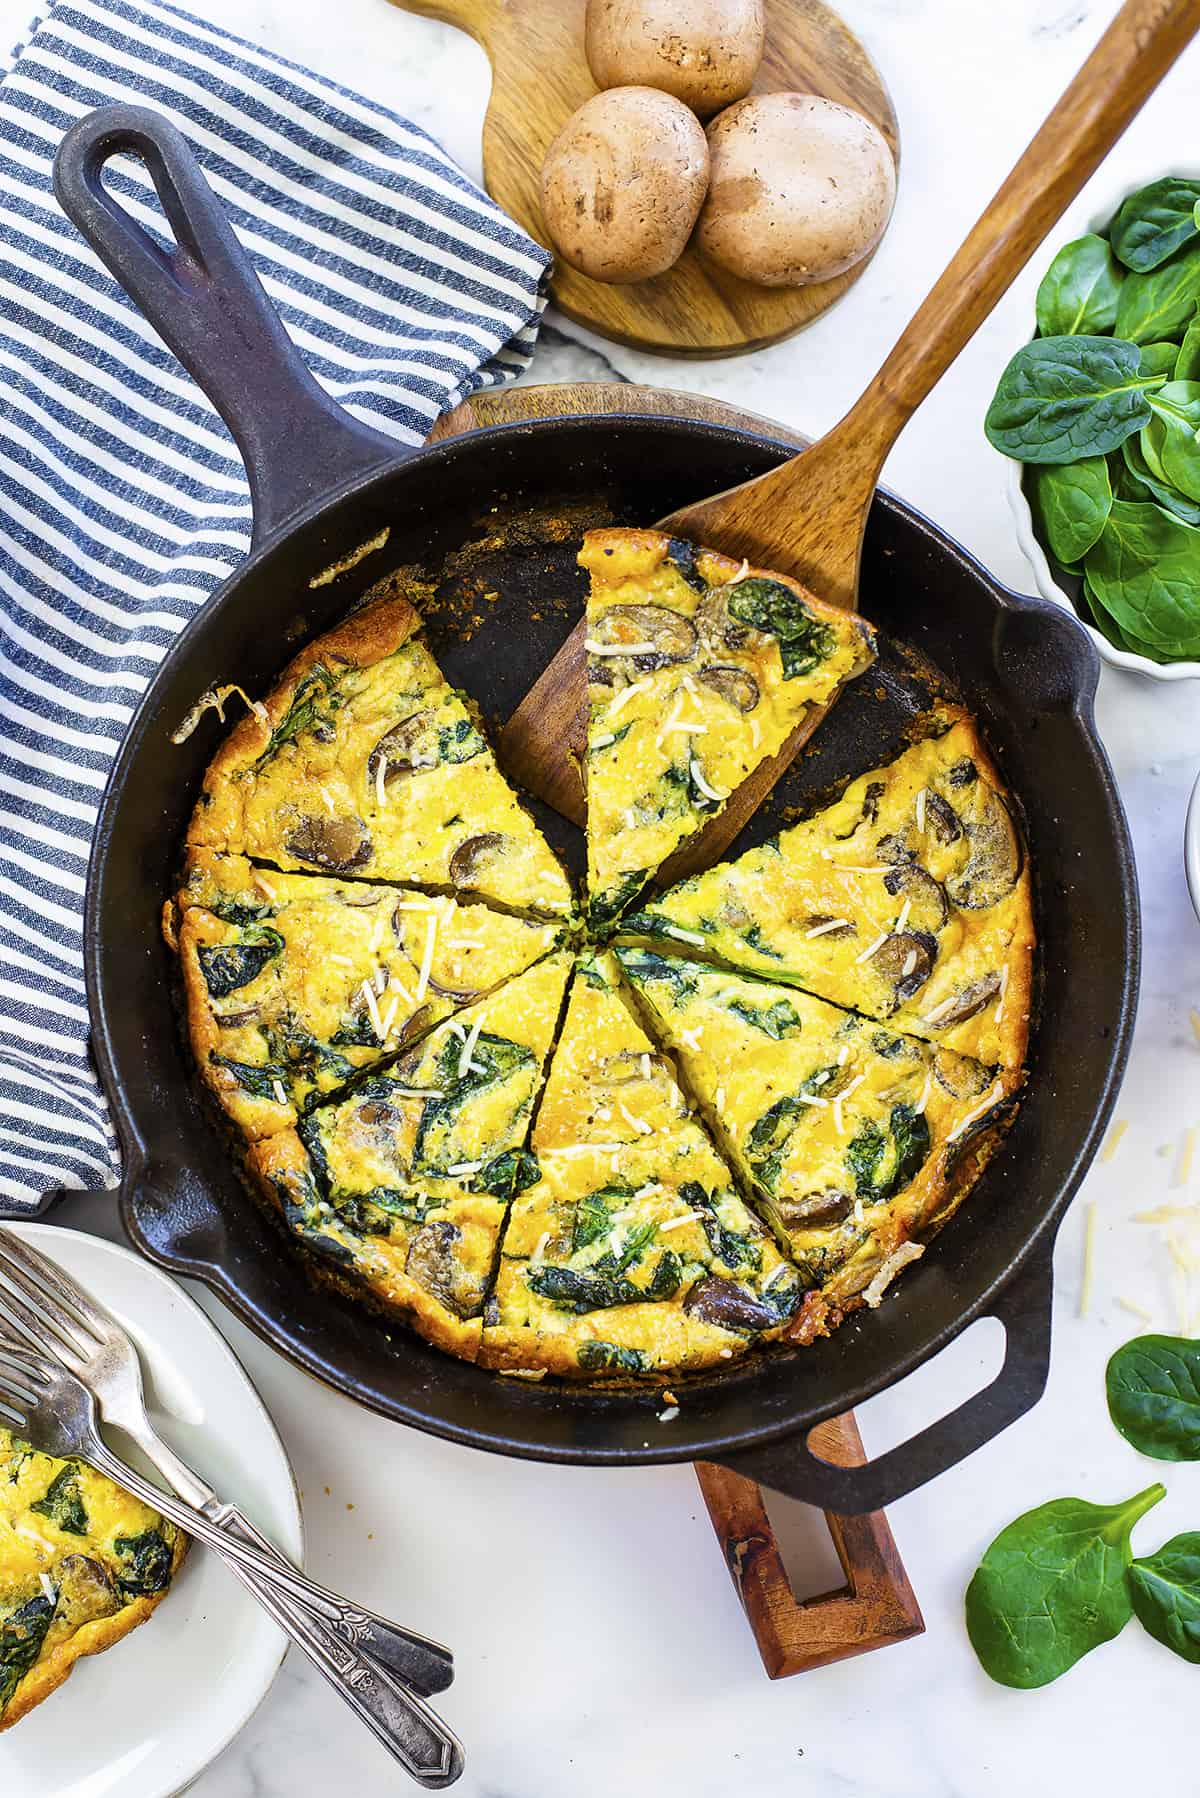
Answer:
[0,1336,464,1785]
[0,1227,452,1698]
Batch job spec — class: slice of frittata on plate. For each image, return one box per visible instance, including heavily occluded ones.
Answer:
[187,592,573,917]
[482,952,802,1377]
[581,529,875,926]
[166,849,563,1138]
[616,948,1016,1334]
[622,708,1034,1071]
[0,1428,185,1732]
[248,952,572,1359]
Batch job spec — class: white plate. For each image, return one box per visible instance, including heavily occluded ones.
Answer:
[1005,163,1200,683]
[0,1223,301,1798]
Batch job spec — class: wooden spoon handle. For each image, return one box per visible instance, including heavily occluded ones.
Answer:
[668,0,1200,606]
[840,0,1200,473]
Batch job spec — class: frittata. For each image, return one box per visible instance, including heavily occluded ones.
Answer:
[0,1428,185,1732]
[248,953,572,1358]
[622,709,1034,1070]
[617,948,1015,1331]
[167,849,562,1138]
[581,529,876,925]
[482,952,802,1378]
[187,592,573,917]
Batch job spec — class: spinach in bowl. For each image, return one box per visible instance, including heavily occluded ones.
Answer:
[987,177,1200,664]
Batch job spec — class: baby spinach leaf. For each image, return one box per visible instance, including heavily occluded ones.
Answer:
[726,577,835,678]
[1035,233,1124,335]
[726,996,802,1040]
[1106,1333,1200,1460]
[210,1054,289,1101]
[113,1529,175,1597]
[1111,177,1200,271]
[258,663,340,763]
[1120,435,1200,523]
[197,926,284,999]
[477,1148,541,1200]
[576,1340,645,1375]
[1138,341,1181,378]
[985,337,1163,463]
[30,1464,87,1535]
[1115,241,1200,344]
[1144,380,1200,500]
[1175,306,1200,380]
[1128,1532,1200,1663]
[965,1483,1166,1687]
[0,1594,55,1711]
[1084,501,1200,655]
[1027,457,1112,563]
[845,1104,931,1202]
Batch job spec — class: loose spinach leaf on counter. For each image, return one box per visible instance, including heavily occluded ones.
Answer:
[1128,1532,1200,1663]
[1106,1333,1200,1460]
[985,336,1164,463]
[1035,233,1124,336]
[1111,177,1200,272]
[1027,457,1112,563]
[964,1483,1165,1688]
[1115,240,1200,344]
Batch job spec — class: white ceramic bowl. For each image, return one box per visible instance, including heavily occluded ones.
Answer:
[1187,768,1200,924]
[1005,165,1200,683]
[0,1224,302,1798]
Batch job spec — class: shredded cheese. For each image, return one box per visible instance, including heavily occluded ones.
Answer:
[319,785,337,817]
[863,1242,925,1309]
[586,637,657,656]
[618,1101,652,1136]
[414,915,438,1003]
[1100,1119,1129,1164]
[1191,1007,1200,1045]
[915,788,927,834]
[375,755,388,809]
[360,978,385,1041]
[901,949,918,979]
[606,678,651,719]
[1134,1203,1200,1223]
[946,1079,1005,1143]
[805,918,850,939]
[994,963,1010,1024]
[832,1073,865,1135]
[457,1016,484,1078]
[1177,1127,1197,1188]
[532,1232,551,1261]
[591,732,617,749]
[1116,1295,1154,1324]
[379,996,400,1041]
[271,1080,287,1106]
[1079,1201,1097,1318]
[916,1068,933,1114]
[855,929,889,966]
[715,1085,726,1111]
[664,925,706,946]
[659,1210,703,1232]
[894,896,912,934]
[657,1406,680,1424]
[689,757,728,803]
[445,1160,484,1177]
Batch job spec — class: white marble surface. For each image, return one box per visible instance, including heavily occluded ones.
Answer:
[6,0,1200,1792]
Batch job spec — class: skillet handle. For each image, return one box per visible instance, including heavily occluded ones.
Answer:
[715,1246,1055,1515]
[53,104,405,548]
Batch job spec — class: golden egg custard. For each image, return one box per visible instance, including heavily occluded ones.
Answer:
[249,953,572,1359]
[482,952,801,1378]
[622,708,1033,1071]
[616,948,1017,1333]
[187,592,573,918]
[167,849,563,1139]
[581,529,875,925]
[0,1428,185,1732]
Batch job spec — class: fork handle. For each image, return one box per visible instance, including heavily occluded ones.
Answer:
[207,1498,454,1697]
[83,1440,464,1787]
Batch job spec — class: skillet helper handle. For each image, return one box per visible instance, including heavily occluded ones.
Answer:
[52,104,404,547]
[715,1246,1054,1515]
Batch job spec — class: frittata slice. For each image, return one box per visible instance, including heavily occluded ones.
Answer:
[622,709,1033,1070]
[248,952,572,1359]
[482,952,802,1377]
[582,529,875,925]
[617,948,1015,1330]
[0,1428,185,1732]
[167,849,562,1138]
[187,592,573,917]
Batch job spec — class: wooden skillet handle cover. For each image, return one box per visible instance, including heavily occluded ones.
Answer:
[680,0,1200,607]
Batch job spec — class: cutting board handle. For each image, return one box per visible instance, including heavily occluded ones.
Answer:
[53,106,405,549]
[715,1245,1056,1514]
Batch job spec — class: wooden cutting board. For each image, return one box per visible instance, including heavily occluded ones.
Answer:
[432,379,923,1676]
[389,0,899,357]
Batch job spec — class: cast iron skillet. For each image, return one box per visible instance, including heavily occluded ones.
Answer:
[36,106,1138,1514]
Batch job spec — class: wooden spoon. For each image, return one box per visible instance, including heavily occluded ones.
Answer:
[501,0,1200,859]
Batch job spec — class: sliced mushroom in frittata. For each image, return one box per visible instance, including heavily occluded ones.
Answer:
[167,849,563,1138]
[616,948,1015,1324]
[482,952,801,1377]
[248,952,572,1358]
[187,592,573,917]
[581,529,875,926]
[622,708,1033,1070]
[0,1427,185,1732]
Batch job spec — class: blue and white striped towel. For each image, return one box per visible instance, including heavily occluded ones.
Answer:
[0,0,551,1214]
